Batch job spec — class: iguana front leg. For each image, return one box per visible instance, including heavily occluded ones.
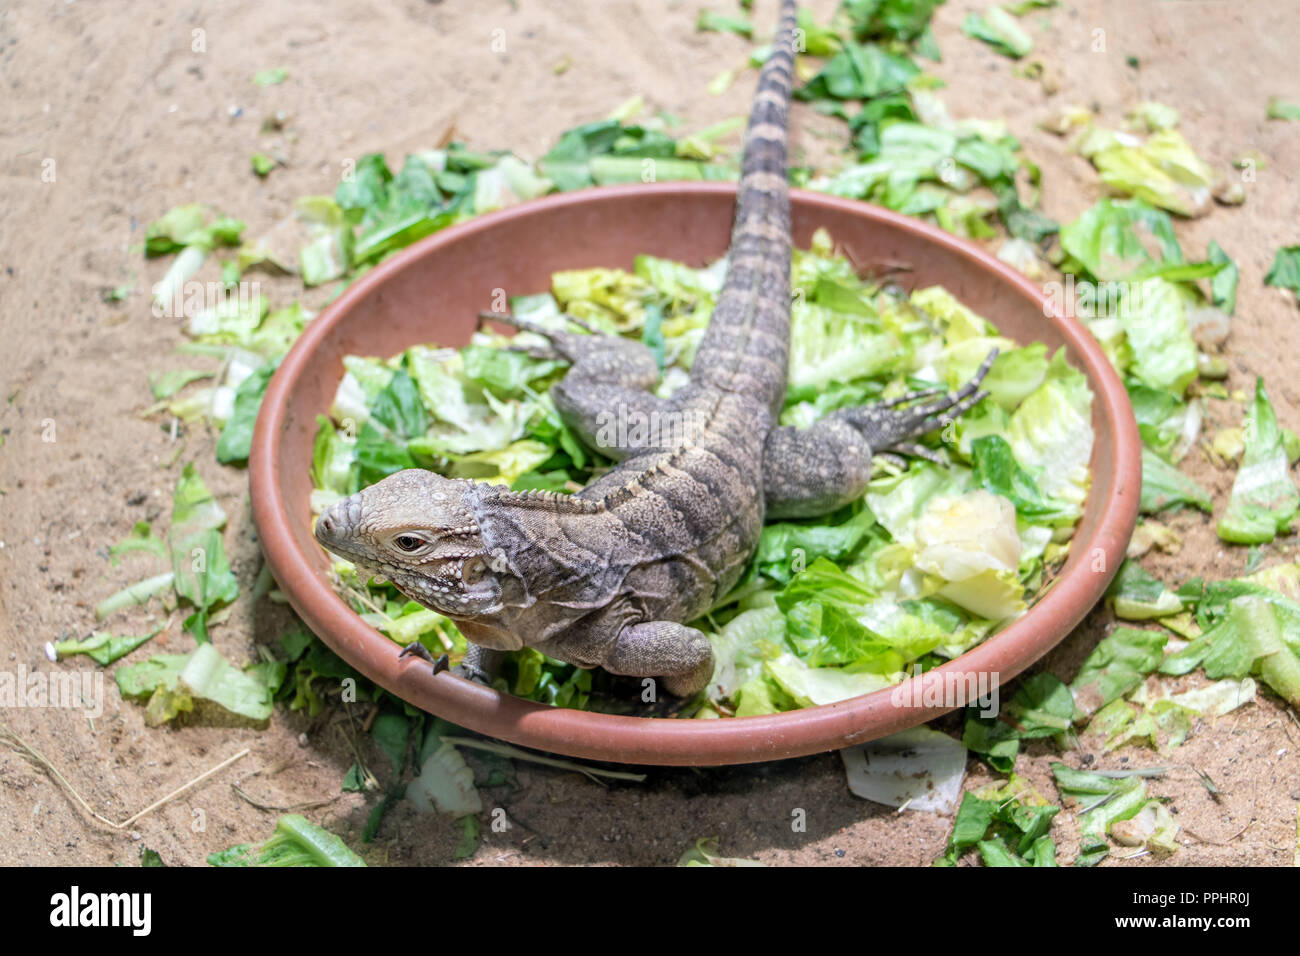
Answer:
[763,352,996,519]
[397,636,504,685]
[603,621,715,699]
[480,310,669,460]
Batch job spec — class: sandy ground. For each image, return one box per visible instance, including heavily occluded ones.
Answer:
[1,0,1298,866]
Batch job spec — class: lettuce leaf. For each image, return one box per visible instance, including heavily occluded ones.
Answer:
[1070,626,1168,717]
[1140,448,1213,514]
[1118,277,1198,396]
[168,464,239,641]
[208,814,365,867]
[962,6,1033,58]
[116,643,276,726]
[1085,128,1216,218]
[1217,378,1300,543]
[1059,198,1182,281]
[1106,560,1184,620]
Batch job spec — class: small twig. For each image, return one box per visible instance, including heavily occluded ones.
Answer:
[231,785,338,814]
[1182,819,1255,847]
[334,720,379,791]
[361,703,380,735]
[435,119,457,149]
[2,721,248,830]
[439,736,646,784]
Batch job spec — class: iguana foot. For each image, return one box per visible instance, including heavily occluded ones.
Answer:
[602,621,714,700]
[761,349,998,519]
[397,641,450,676]
[454,644,506,686]
[478,310,600,337]
[837,348,998,454]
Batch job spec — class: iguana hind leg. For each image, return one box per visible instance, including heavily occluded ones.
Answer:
[603,620,715,699]
[479,310,659,389]
[836,349,997,453]
[480,310,668,460]
[762,351,996,519]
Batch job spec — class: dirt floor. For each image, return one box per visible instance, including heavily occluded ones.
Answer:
[1,0,1298,866]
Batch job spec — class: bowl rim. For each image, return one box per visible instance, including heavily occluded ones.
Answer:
[250,181,1141,766]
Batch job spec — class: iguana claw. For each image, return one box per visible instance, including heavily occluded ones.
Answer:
[397,640,450,676]
[842,347,998,454]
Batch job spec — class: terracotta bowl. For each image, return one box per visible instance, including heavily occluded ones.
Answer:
[250,183,1140,766]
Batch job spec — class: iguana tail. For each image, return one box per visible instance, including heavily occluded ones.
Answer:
[688,0,797,416]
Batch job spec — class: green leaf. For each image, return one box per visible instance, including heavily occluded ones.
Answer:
[370,368,428,440]
[216,358,278,464]
[796,43,920,101]
[1218,378,1300,544]
[355,422,417,486]
[962,7,1034,58]
[1107,560,1183,620]
[843,0,946,43]
[1059,198,1182,281]
[453,815,480,861]
[754,506,876,585]
[252,67,288,87]
[1206,240,1238,315]
[937,778,1059,866]
[251,152,276,177]
[94,572,176,620]
[145,204,245,257]
[167,464,239,633]
[963,673,1074,771]
[1140,447,1213,514]
[1117,278,1198,396]
[970,435,1075,524]
[209,814,365,867]
[117,643,276,726]
[695,9,753,37]
[371,712,410,775]
[677,837,764,867]
[1070,626,1167,717]
[1264,245,1300,297]
[109,521,169,565]
[341,764,367,793]
[53,628,162,666]
[1266,97,1300,121]
[1051,763,1152,864]
[1084,128,1216,218]
[149,368,212,400]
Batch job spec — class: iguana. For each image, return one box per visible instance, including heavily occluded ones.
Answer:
[314,0,994,699]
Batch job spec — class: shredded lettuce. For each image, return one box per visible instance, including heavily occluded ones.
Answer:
[962,6,1034,58]
[208,814,364,867]
[1217,378,1299,544]
[116,642,278,726]
[315,239,1093,714]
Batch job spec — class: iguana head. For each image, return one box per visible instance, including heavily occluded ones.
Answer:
[314,469,503,616]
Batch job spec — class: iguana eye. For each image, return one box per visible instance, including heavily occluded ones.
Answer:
[393,534,425,553]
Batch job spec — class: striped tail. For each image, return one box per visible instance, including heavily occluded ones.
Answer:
[689,0,797,415]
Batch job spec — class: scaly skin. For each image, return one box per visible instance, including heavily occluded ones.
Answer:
[315,0,994,699]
